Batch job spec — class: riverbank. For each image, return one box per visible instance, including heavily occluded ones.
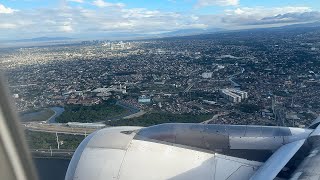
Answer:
[19,106,65,123]
[33,158,70,180]
[32,149,74,159]
[20,108,55,122]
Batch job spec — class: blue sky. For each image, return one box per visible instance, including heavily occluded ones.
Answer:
[0,0,319,40]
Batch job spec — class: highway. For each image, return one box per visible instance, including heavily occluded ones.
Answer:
[228,68,245,88]
[22,122,97,135]
[31,149,74,158]
[105,101,141,121]
[201,112,229,124]
[9,83,37,88]
[26,128,91,135]
[184,83,195,93]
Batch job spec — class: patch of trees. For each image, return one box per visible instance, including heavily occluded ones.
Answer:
[56,100,127,123]
[273,90,290,97]
[239,103,261,113]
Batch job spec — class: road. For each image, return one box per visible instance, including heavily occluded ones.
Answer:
[22,122,97,135]
[26,128,91,135]
[201,112,229,124]
[9,84,37,88]
[103,101,141,121]
[184,83,195,93]
[123,110,146,119]
[31,149,74,158]
[228,68,245,88]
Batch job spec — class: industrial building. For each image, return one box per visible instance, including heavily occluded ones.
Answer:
[138,95,151,103]
[67,122,106,129]
[220,88,248,103]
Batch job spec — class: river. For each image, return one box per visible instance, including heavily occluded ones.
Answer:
[33,158,70,180]
[228,68,245,89]
[20,106,65,123]
[22,101,141,123]
[47,107,65,123]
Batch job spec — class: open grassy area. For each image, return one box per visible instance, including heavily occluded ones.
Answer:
[25,130,85,150]
[20,108,55,122]
[107,112,213,127]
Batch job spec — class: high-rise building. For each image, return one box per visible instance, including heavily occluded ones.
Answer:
[220,88,248,103]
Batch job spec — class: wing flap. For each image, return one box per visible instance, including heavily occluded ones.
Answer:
[249,139,305,180]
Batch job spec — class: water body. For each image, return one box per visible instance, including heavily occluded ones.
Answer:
[33,158,70,180]
[47,107,65,123]
[20,106,65,123]
[20,111,45,122]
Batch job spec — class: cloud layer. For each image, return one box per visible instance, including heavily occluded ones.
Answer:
[0,4,17,14]
[92,0,125,8]
[220,6,315,25]
[195,0,239,8]
[0,2,319,40]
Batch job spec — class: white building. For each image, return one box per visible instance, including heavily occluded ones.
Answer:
[220,88,248,103]
[228,89,248,99]
[202,72,213,79]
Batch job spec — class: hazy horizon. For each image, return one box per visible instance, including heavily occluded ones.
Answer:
[1,0,320,40]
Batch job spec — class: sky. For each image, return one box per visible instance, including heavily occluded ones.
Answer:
[0,0,320,40]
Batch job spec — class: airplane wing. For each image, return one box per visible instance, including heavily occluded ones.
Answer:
[65,121,320,180]
[289,118,320,179]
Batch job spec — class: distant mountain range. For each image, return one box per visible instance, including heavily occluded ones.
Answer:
[276,21,320,29]
[6,28,225,42]
[6,21,320,43]
[12,36,73,42]
[155,28,225,37]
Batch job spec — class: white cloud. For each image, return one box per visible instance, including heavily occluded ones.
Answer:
[0,4,17,14]
[222,6,313,26]
[0,23,17,29]
[273,6,311,14]
[59,25,73,32]
[195,0,239,8]
[0,3,318,40]
[92,0,125,8]
[225,6,311,17]
[67,0,84,3]
[0,4,207,39]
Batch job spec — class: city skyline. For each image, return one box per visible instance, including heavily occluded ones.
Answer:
[0,0,320,40]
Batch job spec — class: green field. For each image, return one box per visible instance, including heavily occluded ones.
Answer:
[107,112,213,127]
[25,130,85,150]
